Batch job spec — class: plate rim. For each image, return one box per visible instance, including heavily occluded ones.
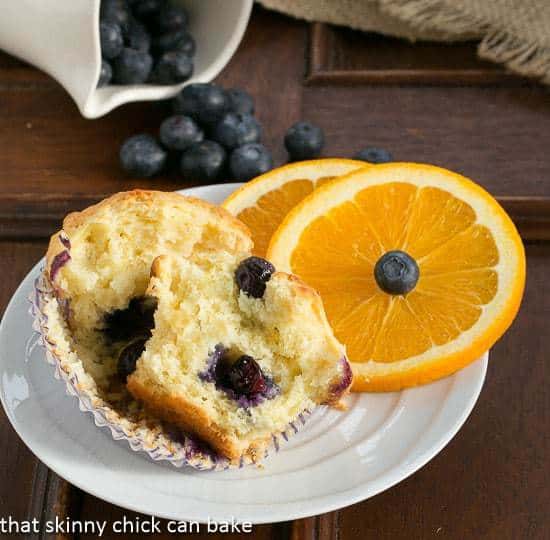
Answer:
[0,183,488,524]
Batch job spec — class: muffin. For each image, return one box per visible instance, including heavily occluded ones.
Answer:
[128,252,351,462]
[38,189,351,467]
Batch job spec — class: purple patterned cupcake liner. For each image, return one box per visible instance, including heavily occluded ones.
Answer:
[29,271,313,471]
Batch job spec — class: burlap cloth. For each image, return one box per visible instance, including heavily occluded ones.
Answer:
[257,0,550,84]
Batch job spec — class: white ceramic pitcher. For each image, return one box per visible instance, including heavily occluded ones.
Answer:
[0,0,253,118]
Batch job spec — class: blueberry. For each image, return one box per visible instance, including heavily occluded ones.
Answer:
[117,338,148,379]
[180,140,226,182]
[374,250,419,295]
[152,29,187,52]
[354,147,393,164]
[172,32,196,56]
[155,4,188,33]
[229,143,273,182]
[100,0,131,31]
[150,51,193,84]
[124,18,151,52]
[104,296,158,343]
[100,21,124,60]
[284,121,324,161]
[112,48,153,84]
[212,113,261,150]
[159,115,203,151]
[153,30,195,56]
[98,60,113,87]
[228,355,267,396]
[226,88,254,115]
[120,134,167,177]
[235,256,275,298]
[172,83,228,126]
[132,0,165,20]
[198,346,280,407]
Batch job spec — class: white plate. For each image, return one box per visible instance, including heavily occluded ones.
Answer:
[0,183,487,524]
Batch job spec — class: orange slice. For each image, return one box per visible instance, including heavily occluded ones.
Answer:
[267,163,525,392]
[223,159,367,256]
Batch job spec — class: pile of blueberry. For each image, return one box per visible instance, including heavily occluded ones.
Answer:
[119,81,334,181]
[120,83,268,181]
[119,79,395,182]
[99,0,195,87]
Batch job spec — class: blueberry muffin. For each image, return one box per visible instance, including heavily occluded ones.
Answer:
[41,189,351,466]
[128,253,352,462]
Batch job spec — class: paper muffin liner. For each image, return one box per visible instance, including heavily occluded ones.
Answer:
[29,271,314,470]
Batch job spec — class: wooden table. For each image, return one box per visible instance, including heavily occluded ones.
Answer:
[1,6,549,539]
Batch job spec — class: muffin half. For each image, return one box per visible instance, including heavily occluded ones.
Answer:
[128,252,351,462]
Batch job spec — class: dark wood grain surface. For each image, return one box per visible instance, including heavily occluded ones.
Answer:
[308,23,522,85]
[0,6,548,539]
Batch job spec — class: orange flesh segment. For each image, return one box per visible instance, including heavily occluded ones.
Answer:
[236,176,335,257]
[402,186,476,259]
[290,182,500,363]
